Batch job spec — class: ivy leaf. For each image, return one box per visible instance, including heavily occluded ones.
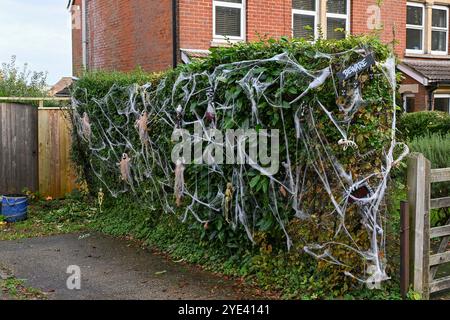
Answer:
[249,175,261,189]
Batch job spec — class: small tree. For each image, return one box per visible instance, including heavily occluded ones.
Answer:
[0,55,48,97]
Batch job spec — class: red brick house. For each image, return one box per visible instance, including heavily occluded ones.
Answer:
[69,0,450,114]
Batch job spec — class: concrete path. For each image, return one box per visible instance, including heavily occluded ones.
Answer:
[0,233,254,300]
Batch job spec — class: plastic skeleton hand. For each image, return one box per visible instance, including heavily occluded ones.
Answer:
[81,112,92,142]
[338,139,358,151]
[117,153,132,184]
[135,111,149,146]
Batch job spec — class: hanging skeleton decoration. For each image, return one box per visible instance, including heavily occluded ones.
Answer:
[174,159,185,207]
[81,112,92,142]
[118,153,133,184]
[205,88,216,128]
[224,182,233,223]
[98,188,105,213]
[135,111,149,146]
[176,105,183,129]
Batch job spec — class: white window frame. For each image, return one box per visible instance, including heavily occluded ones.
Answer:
[406,2,425,54]
[292,0,319,40]
[213,0,246,42]
[326,0,351,39]
[431,5,449,55]
[434,93,450,113]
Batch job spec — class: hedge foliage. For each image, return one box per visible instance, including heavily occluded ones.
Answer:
[70,36,400,296]
[397,111,450,140]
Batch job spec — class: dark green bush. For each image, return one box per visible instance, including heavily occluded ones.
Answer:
[397,111,450,140]
[72,68,163,101]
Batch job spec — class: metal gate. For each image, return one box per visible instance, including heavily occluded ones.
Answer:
[0,103,38,194]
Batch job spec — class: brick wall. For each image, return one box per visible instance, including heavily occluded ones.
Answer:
[403,75,429,111]
[179,0,292,50]
[84,0,173,73]
[71,1,416,72]
[246,0,292,42]
[179,1,407,55]
[71,0,83,76]
[179,0,213,49]
[351,0,407,57]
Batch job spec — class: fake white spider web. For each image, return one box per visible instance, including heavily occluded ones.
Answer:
[71,46,409,288]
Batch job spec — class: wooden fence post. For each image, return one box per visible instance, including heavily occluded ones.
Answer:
[400,201,409,299]
[407,153,431,299]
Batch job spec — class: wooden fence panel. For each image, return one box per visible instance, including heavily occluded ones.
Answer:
[38,108,78,198]
[0,103,38,194]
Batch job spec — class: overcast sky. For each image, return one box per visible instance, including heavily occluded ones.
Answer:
[0,0,72,85]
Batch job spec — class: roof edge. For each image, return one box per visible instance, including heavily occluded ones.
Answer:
[397,63,429,86]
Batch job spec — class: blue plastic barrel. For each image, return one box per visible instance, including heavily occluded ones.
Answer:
[1,194,28,223]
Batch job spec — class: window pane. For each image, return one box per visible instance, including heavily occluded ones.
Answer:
[434,98,450,113]
[215,6,241,37]
[405,96,415,113]
[432,9,447,28]
[432,31,447,51]
[407,6,423,26]
[406,28,423,50]
[327,0,347,14]
[327,17,346,39]
[293,0,316,11]
[218,0,242,3]
[293,14,315,38]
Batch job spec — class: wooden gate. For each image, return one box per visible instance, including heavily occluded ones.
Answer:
[38,108,78,198]
[0,99,78,198]
[0,103,38,194]
[407,153,450,299]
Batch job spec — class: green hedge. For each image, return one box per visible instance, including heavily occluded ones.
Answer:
[70,36,400,297]
[398,111,450,140]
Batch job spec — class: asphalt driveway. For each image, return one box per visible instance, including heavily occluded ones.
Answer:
[0,233,254,300]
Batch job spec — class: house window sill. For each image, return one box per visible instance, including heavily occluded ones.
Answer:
[210,39,245,47]
[404,52,450,59]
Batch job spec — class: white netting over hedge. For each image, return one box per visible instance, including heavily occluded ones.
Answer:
[71,45,408,288]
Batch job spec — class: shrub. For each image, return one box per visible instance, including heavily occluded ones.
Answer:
[70,36,400,296]
[408,133,450,169]
[397,111,450,140]
[408,134,450,226]
[72,68,164,101]
[0,56,48,98]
